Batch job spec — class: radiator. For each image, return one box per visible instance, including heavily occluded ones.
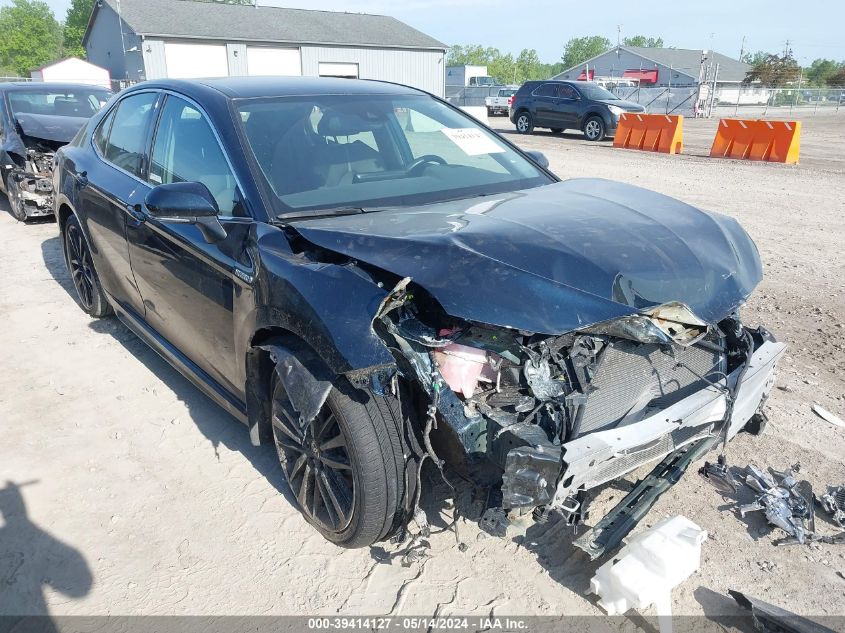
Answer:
[579,338,725,436]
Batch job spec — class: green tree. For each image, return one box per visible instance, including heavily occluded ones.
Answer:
[561,36,612,70]
[539,61,565,78]
[0,0,63,76]
[828,67,845,87]
[622,35,664,48]
[514,48,541,82]
[804,58,843,87]
[63,0,95,59]
[744,50,801,87]
[741,50,768,66]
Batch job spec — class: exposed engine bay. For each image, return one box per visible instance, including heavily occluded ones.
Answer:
[5,140,58,218]
[372,278,785,552]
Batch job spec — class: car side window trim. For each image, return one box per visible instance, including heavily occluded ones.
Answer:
[91,89,160,187]
[149,89,253,221]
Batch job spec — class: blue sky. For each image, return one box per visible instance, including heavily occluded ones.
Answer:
[38,0,845,64]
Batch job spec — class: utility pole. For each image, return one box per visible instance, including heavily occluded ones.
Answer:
[739,35,746,62]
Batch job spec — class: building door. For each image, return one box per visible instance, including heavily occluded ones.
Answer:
[164,42,229,78]
[246,47,302,76]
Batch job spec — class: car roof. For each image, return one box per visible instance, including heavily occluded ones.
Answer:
[0,82,112,92]
[130,76,426,100]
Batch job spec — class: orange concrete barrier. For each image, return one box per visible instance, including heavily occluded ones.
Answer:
[613,113,684,154]
[709,119,801,164]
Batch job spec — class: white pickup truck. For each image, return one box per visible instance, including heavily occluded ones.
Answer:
[485,88,517,116]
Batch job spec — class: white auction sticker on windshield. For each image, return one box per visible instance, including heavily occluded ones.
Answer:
[441,127,505,156]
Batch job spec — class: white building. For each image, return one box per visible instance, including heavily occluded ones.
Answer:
[30,57,111,89]
[83,0,447,96]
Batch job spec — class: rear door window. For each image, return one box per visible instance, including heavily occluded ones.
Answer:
[559,84,579,100]
[532,84,559,97]
[103,92,157,178]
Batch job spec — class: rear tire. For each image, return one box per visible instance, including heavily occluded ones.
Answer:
[271,373,409,548]
[515,111,534,134]
[63,214,112,317]
[583,116,606,141]
[5,173,26,222]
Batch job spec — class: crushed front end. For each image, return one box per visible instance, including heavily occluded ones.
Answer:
[375,283,785,555]
[7,145,57,218]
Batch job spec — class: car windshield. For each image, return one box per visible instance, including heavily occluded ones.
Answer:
[575,83,619,101]
[500,89,516,97]
[7,88,112,118]
[237,94,551,214]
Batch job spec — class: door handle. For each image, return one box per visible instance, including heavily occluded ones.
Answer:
[75,171,88,188]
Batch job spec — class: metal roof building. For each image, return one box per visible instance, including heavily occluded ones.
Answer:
[83,0,447,95]
[552,46,752,87]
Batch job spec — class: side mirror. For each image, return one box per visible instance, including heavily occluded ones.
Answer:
[144,181,226,243]
[525,150,549,169]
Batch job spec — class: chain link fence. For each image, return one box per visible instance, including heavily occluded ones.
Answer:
[712,86,845,117]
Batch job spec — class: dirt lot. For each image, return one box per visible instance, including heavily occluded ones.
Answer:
[1,112,844,623]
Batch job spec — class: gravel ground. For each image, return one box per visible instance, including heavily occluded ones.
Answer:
[1,112,843,623]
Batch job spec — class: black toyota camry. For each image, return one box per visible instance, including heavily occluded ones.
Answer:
[54,77,783,554]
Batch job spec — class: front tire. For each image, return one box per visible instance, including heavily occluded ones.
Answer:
[63,214,112,317]
[583,116,606,141]
[5,173,27,222]
[515,111,534,134]
[271,373,409,548]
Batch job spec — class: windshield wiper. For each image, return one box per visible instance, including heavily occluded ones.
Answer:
[276,206,366,222]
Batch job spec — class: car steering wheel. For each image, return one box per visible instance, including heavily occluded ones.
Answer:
[406,154,447,176]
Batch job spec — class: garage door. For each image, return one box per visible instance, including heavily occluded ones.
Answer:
[246,47,301,76]
[164,42,229,79]
[318,62,359,79]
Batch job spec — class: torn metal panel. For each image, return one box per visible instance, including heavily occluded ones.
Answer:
[257,344,333,424]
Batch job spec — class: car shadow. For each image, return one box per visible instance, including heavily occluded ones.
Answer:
[36,220,297,510]
[0,480,93,630]
[40,235,78,304]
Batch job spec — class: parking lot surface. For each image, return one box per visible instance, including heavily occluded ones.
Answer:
[1,113,843,619]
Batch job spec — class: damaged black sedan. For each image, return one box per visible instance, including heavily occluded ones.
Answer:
[0,82,112,221]
[53,78,785,551]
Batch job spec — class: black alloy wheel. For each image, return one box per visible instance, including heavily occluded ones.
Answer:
[63,215,111,317]
[5,173,27,221]
[272,390,355,534]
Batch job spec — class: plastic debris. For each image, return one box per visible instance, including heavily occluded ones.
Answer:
[818,485,845,528]
[698,454,736,493]
[811,404,845,428]
[739,464,814,544]
[589,515,707,633]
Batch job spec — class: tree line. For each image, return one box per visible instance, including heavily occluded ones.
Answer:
[2,2,843,89]
[450,35,845,88]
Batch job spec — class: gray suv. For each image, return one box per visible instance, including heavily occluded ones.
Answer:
[510,80,645,141]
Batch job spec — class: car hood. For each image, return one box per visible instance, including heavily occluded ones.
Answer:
[14,113,87,144]
[288,178,762,334]
[600,99,645,112]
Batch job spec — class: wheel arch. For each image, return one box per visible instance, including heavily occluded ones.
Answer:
[581,109,608,129]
